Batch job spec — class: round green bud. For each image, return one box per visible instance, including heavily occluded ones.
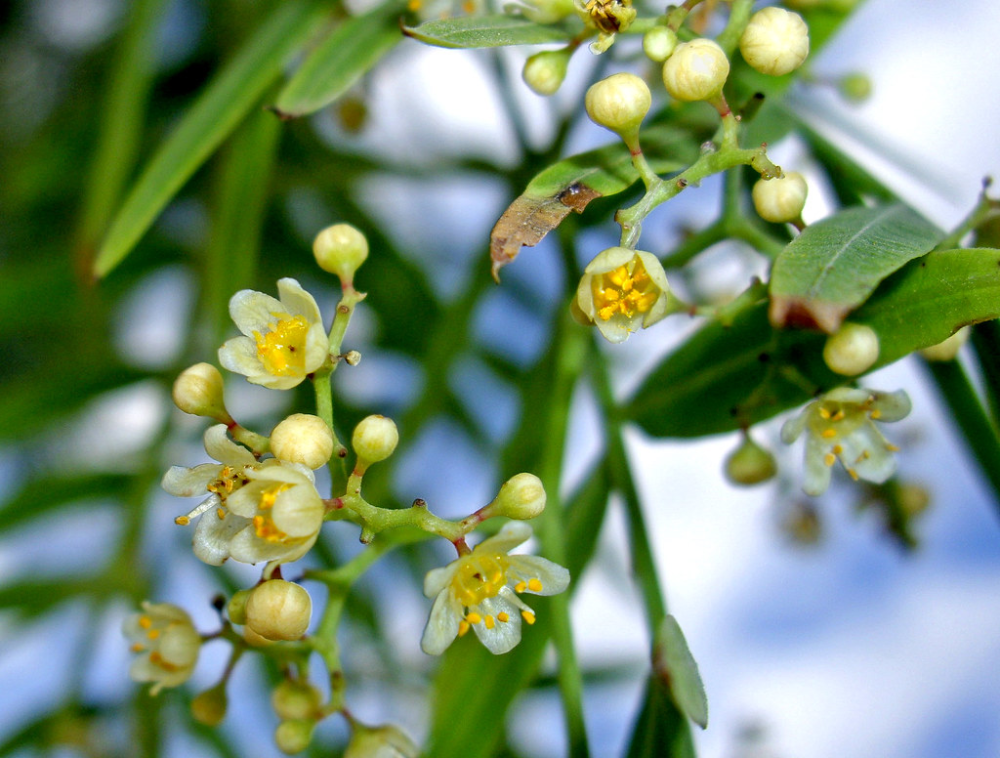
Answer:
[523,49,570,96]
[823,323,880,376]
[275,719,315,755]
[191,685,228,727]
[172,363,232,423]
[484,473,547,520]
[839,72,873,103]
[919,326,970,362]
[724,437,777,486]
[245,580,312,642]
[898,483,930,517]
[739,7,809,76]
[313,223,369,285]
[271,680,323,722]
[662,38,730,102]
[270,413,334,470]
[226,589,251,625]
[585,73,651,136]
[344,723,420,758]
[352,414,399,467]
[642,26,678,63]
[752,171,807,223]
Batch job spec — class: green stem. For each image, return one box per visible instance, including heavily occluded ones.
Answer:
[716,0,754,55]
[921,358,1000,521]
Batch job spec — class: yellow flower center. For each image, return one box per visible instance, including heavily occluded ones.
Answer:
[253,483,293,543]
[253,314,309,376]
[452,553,511,608]
[592,260,659,322]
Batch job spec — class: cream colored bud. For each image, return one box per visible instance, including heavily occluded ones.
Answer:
[724,437,777,486]
[191,685,228,726]
[643,26,678,63]
[352,415,399,467]
[172,363,232,423]
[271,680,322,721]
[585,73,651,137]
[245,580,312,642]
[344,350,362,366]
[919,326,970,362]
[275,719,315,755]
[243,626,274,647]
[823,323,880,375]
[523,49,570,96]
[313,223,369,285]
[270,413,334,469]
[752,171,807,223]
[344,723,420,758]
[739,7,809,76]
[662,39,730,102]
[227,589,251,625]
[485,473,547,520]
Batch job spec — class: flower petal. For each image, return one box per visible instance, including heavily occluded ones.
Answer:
[802,434,832,496]
[192,510,247,565]
[509,555,570,595]
[424,563,460,598]
[277,278,322,323]
[780,407,809,444]
[870,389,912,422]
[229,290,287,336]
[161,464,219,497]
[420,590,463,655]
[470,596,522,655]
[225,481,267,518]
[271,487,323,538]
[203,424,256,466]
[476,521,533,555]
[218,335,264,377]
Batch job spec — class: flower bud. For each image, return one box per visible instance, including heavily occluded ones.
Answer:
[739,7,809,77]
[271,680,323,721]
[191,684,228,726]
[642,26,678,63]
[243,625,274,647]
[839,72,872,103]
[172,363,232,423]
[898,483,930,517]
[227,589,251,625]
[313,223,369,286]
[270,413,334,469]
[483,473,546,520]
[752,171,807,223]
[585,73,651,139]
[823,323,879,376]
[245,580,312,641]
[919,326,970,362]
[522,49,571,96]
[344,723,420,758]
[352,415,399,469]
[662,39,730,102]
[724,437,777,486]
[275,719,315,755]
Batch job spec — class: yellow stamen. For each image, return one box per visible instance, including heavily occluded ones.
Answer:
[527,578,543,593]
[832,410,845,421]
[521,611,536,625]
[886,443,900,452]
[174,516,190,526]
[824,453,836,467]
[252,483,294,543]
[484,615,495,630]
[591,258,659,323]
[514,581,527,593]
[253,314,309,376]
[452,554,510,606]
[821,428,837,439]
[216,508,225,520]
[497,612,510,623]
[131,643,146,653]
[870,409,882,419]
[139,616,153,629]
[847,468,859,481]
[466,612,482,625]
[832,444,843,455]
[458,620,470,637]
[818,407,831,420]
[147,629,160,640]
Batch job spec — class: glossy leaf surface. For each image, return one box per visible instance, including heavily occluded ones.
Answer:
[403,14,579,48]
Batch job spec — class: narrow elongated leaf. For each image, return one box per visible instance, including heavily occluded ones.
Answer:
[769,204,941,332]
[403,14,579,49]
[93,0,326,277]
[274,2,405,118]
[491,126,699,279]
[0,473,129,532]
[654,615,708,729]
[624,675,697,758]
[628,247,1000,437]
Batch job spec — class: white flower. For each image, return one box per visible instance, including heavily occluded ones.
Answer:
[781,387,911,496]
[420,522,569,656]
[218,278,329,390]
[123,601,201,695]
[162,425,324,566]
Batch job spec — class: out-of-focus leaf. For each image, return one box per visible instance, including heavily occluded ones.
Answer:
[796,117,898,206]
[491,126,698,280]
[274,2,404,118]
[0,579,96,619]
[769,204,941,332]
[426,462,610,757]
[93,0,326,277]
[0,473,129,532]
[627,247,1000,437]
[623,675,697,758]
[653,615,707,730]
[403,14,579,49]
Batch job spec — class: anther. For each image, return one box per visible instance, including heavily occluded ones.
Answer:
[521,611,536,625]
[466,612,482,625]
[497,612,510,623]
[174,516,190,526]
[824,453,836,467]
[139,616,153,629]
[458,620,470,637]
[527,578,543,593]
[821,429,837,439]
[515,581,527,593]
[485,615,495,630]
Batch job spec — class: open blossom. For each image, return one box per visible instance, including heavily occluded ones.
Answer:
[162,425,324,565]
[123,602,201,695]
[421,522,569,656]
[218,278,328,390]
[781,387,911,496]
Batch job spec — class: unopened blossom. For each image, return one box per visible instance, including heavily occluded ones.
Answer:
[218,278,328,390]
[163,425,324,566]
[574,247,672,343]
[781,387,911,496]
[123,602,201,695]
[421,521,569,656]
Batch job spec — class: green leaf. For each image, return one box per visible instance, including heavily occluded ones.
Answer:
[624,675,697,758]
[653,615,708,730]
[93,0,326,277]
[403,14,579,49]
[769,204,941,332]
[274,3,405,119]
[627,247,1000,438]
[0,473,129,532]
[491,125,699,279]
